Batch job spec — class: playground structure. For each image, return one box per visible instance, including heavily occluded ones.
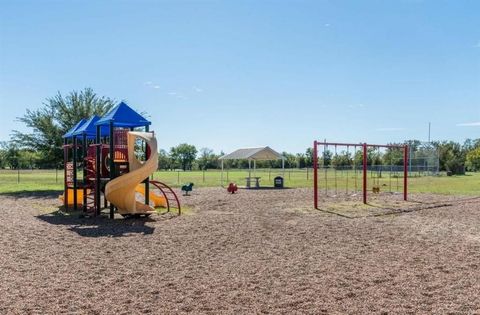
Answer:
[313,141,408,209]
[60,102,180,218]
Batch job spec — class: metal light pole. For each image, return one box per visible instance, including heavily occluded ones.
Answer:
[428,122,431,143]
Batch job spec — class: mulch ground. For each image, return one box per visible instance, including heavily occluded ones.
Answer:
[0,188,479,314]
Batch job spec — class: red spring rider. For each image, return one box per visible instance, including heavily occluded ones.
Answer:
[227,182,238,194]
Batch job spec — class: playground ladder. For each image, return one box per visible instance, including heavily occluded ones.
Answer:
[83,156,97,215]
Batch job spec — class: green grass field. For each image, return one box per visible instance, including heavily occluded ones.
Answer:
[0,168,478,196]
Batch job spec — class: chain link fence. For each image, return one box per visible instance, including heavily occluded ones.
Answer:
[0,168,315,188]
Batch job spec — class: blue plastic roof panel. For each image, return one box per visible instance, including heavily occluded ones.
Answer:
[63,118,87,139]
[95,101,151,127]
[71,115,109,139]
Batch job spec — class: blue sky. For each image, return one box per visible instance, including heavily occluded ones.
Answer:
[0,0,479,154]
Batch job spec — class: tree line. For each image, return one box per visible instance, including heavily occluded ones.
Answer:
[3,137,479,175]
[1,88,479,174]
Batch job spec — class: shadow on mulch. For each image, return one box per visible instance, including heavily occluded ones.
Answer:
[0,190,62,199]
[237,187,294,190]
[36,210,155,237]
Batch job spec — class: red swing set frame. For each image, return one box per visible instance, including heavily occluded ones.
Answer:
[313,141,409,209]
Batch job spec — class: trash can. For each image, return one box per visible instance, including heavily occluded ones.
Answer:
[274,176,284,188]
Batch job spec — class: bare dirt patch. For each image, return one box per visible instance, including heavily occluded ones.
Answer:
[0,188,479,314]
[317,191,476,217]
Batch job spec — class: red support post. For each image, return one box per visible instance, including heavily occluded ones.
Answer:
[313,140,318,209]
[363,143,367,204]
[403,145,408,201]
[63,140,68,210]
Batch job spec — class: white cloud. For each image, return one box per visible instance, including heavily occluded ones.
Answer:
[144,81,161,90]
[348,104,365,109]
[193,86,203,93]
[457,121,480,127]
[375,127,405,131]
[324,23,331,27]
[167,91,187,100]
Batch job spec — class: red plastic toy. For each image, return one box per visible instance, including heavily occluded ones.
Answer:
[227,182,238,194]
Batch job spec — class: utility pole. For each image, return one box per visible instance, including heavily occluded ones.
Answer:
[428,122,431,143]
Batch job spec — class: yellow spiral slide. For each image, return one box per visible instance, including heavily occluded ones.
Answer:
[104,131,158,215]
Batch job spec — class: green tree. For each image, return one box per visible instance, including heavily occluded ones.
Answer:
[0,142,6,168]
[282,152,297,169]
[319,149,332,167]
[383,146,404,166]
[197,147,219,170]
[466,147,480,171]
[462,138,480,152]
[305,147,314,167]
[157,149,172,170]
[332,150,352,168]
[170,143,197,171]
[404,140,422,152]
[433,141,465,174]
[353,149,363,167]
[1,142,21,169]
[296,153,306,168]
[366,147,382,166]
[12,88,115,168]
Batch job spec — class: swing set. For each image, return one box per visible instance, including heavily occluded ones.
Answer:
[313,141,408,209]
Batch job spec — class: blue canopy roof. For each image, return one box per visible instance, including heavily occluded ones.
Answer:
[95,101,151,128]
[71,115,109,139]
[63,118,87,139]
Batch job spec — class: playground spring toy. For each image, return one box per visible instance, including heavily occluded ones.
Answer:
[60,102,181,218]
[227,182,238,194]
[181,183,194,196]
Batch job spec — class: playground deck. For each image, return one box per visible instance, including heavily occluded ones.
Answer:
[0,188,479,313]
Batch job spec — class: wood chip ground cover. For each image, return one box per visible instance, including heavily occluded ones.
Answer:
[0,188,479,314]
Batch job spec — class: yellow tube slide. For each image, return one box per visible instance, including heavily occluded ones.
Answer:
[104,131,158,215]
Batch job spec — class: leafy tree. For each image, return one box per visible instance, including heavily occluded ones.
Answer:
[12,88,115,168]
[170,143,197,171]
[1,142,20,169]
[466,147,480,171]
[305,147,314,167]
[404,140,422,152]
[282,152,297,168]
[157,149,172,170]
[296,153,307,168]
[462,139,480,152]
[383,146,404,166]
[332,150,352,168]
[319,149,332,167]
[197,147,219,170]
[435,141,465,174]
[366,147,382,166]
[0,142,6,169]
[18,150,40,169]
[353,149,363,167]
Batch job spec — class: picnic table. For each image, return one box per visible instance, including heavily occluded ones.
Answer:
[245,177,261,188]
